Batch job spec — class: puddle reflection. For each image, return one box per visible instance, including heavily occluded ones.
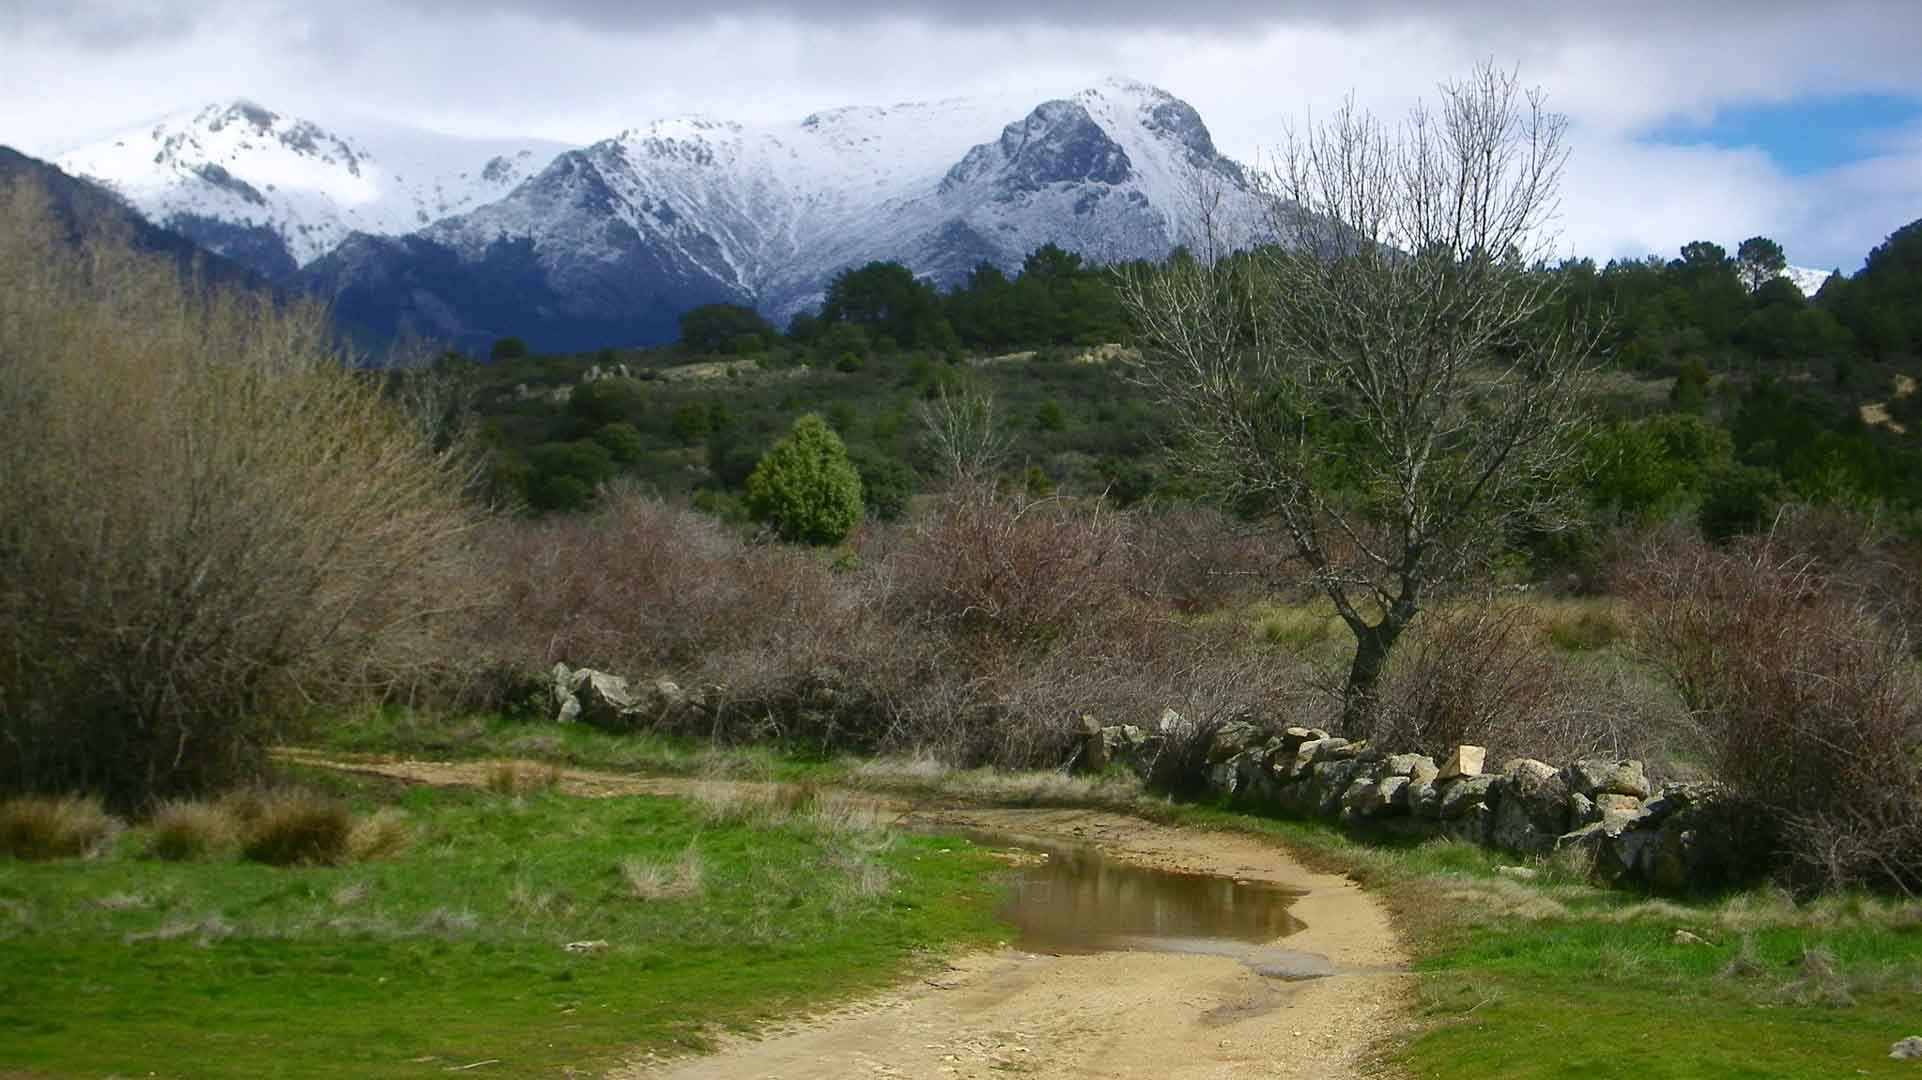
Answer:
[948,829,1307,955]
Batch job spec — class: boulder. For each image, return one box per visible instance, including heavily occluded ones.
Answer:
[1374,775,1412,815]
[1568,792,1599,827]
[1309,760,1365,817]
[1437,745,1486,781]
[1563,758,1652,800]
[1595,793,1643,815]
[575,670,643,729]
[1491,759,1572,854]
[1439,775,1496,819]
[1408,778,1443,819]
[1383,754,1440,783]
[1890,1037,1922,1061]
[1342,779,1380,816]
[1311,738,1361,764]
[1440,801,1494,845]
[1076,716,1109,772]
[1206,721,1260,764]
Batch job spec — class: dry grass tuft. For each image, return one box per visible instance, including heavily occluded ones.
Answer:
[1436,879,1572,921]
[415,907,478,936]
[236,792,354,867]
[1719,934,1767,979]
[346,809,410,862]
[1779,948,1855,1007]
[146,800,240,861]
[95,891,150,911]
[485,759,563,796]
[330,882,370,909]
[0,794,117,860]
[620,849,705,901]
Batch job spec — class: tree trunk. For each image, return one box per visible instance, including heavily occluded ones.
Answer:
[1339,617,1407,739]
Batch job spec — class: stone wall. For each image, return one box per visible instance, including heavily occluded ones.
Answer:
[1077,718,1741,892]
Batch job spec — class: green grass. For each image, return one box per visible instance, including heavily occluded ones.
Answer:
[315,705,839,781]
[282,721,1922,1077]
[1163,806,1922,1079]
[0,774,1006,1079]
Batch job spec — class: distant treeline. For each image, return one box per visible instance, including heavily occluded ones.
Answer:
[408,219,1922,549]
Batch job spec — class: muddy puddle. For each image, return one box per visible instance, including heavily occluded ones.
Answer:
[931,827,1335,979]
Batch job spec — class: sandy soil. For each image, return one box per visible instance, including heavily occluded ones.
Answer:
[281,753,1412,1079]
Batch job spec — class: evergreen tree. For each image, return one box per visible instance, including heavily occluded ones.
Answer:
[744,414,864,545]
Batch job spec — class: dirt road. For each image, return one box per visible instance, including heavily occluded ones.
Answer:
[284,753,1412,1079]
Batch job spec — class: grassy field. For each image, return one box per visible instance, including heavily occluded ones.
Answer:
[1171,808,1922,1080]
[0,771,1006,1079]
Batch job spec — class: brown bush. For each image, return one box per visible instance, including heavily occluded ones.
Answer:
[883,482,1145,656]
[0,181,485,808]
[1368,601,1678,766]
[469,489,865,704]
[0,794,116,860]
[1617,532,1922,891]
[146,801,240,861]
[236,792,355,866]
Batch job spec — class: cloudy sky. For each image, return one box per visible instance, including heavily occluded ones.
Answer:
[3,0,1919,271]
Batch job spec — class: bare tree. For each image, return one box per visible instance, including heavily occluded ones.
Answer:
[916,382,1010,483]
[1119,63,1601,734]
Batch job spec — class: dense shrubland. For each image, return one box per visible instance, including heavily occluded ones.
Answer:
[0,183,485,808]
[5,170,1922,892]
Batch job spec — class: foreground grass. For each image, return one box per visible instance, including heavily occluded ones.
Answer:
[315,705,838,781]
[297,714,1922,1076]
[1173,808,1922,1079]
[0,773,1005,1079]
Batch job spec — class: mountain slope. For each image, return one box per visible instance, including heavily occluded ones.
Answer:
[305,78,1259,350]
[0,145,272,294]
[58,102,569,279]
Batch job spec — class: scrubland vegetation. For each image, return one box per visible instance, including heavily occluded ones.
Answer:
[3,61,1922,1075]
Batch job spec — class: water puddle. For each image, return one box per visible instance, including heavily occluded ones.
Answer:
[932,827,1334,980]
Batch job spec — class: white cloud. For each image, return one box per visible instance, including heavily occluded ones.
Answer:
[2,2,1919,269]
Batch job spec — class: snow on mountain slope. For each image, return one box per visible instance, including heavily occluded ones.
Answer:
[423,77,1260,323]
[1784,265,1838,296]
[58,101,570,276]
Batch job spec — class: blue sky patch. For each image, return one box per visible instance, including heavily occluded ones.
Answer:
[1647,92,1922,175]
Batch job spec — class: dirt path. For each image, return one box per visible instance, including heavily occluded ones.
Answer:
[281,752,1412,1079]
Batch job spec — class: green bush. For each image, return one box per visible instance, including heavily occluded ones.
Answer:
[745,414,865,545]
[1699,464,1788,541]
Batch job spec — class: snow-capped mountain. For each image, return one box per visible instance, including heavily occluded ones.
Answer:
[53,80,1256,349]
[303,77,1259,348]
[58,101,571,278]
[1783,265,1838,297]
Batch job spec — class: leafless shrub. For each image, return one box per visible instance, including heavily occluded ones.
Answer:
[0,794,117,860]
[1128,506,1287,613]
[1367,603,1670,764]
[885,481,1145,657]
[1618,531,1922,892]
[0,180,486,808]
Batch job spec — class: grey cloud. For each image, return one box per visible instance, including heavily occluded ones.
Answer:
[0,0,211,50]
[380,0,1912,37]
